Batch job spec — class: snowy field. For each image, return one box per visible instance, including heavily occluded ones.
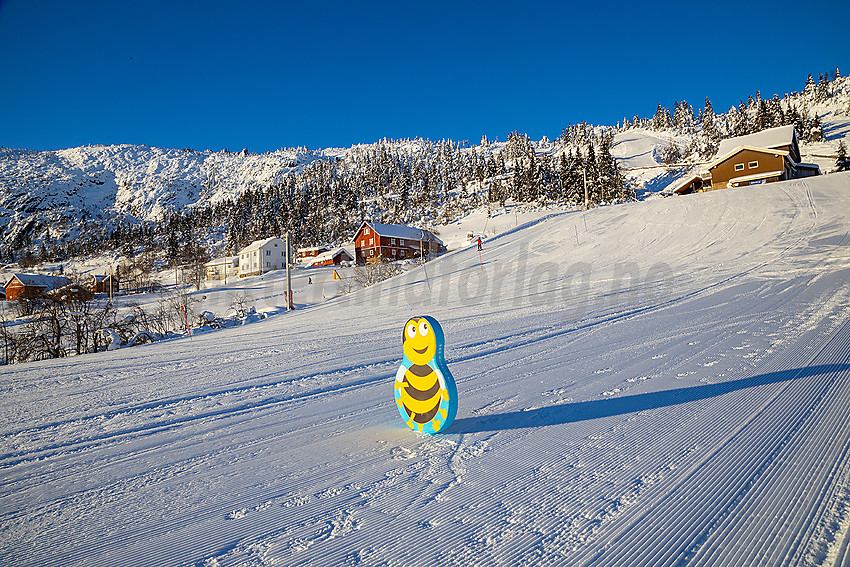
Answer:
[2,172,850,566]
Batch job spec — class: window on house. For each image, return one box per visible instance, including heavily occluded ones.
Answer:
[400,239,404,246]
[365,228,370,235]
[266,250,271,256]
[391,238,396,245]
[391,248,396,256]
[369,249,374,257]
[735,163,745,171]
[369,238,374,245]
[748,161,758,169]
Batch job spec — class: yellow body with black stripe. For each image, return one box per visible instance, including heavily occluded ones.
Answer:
[394,316,457,433]
[395,361,450,431]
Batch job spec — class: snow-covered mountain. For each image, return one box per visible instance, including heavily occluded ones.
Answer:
[0,144,344,248]
[1,73,848,258]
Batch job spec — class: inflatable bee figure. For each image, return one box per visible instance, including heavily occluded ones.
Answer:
[395,316,458,433]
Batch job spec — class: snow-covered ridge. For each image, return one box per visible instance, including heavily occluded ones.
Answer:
[0,144,345,246]
[1,74,848,253]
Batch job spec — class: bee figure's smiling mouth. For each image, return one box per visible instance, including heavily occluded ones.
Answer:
[414,346,429,354]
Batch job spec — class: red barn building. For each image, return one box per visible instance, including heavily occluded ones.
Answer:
[4,273,72,301]
[352,222,444,264]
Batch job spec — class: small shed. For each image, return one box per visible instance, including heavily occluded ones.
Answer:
[671,172,709,195]
[308,248,354,267]
[297,246,330,259]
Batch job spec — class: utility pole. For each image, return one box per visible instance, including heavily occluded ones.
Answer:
[1,302,8,365]
[420,230,431,292]
[285,232,292,310]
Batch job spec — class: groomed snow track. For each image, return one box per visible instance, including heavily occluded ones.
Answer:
[2,173,850,566]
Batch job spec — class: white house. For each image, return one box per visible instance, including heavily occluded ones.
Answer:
[204,256,239,281]
[238,237,291,277]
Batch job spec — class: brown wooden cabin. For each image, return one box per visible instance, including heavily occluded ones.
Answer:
[706,146,792,189]
[674,125,820,195]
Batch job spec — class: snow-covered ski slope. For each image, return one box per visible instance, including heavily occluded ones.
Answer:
[3,173,850,567]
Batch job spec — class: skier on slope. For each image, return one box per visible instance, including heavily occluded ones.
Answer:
[477,236,482,251]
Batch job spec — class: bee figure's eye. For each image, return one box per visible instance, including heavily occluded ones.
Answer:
[407,323,417,339]
[419,321,429,336]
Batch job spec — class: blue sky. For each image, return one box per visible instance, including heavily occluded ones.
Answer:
[0,0,847,153]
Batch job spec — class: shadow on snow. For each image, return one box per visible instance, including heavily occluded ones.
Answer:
[448,364,849,434]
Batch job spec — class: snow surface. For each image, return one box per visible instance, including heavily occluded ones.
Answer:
[3,172,850,566]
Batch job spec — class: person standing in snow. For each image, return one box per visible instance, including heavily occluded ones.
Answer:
[477,237,482,251]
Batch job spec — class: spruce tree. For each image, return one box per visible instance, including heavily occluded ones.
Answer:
[804,74,817,100]
[734,102,750,136]
[585,143,599,204]
[836,141,849,172]
[754,99,771,131]
[701,97,720,157]
[804,113,824,143]
[558,152,569,201]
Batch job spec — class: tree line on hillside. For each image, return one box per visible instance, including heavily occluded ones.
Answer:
[23,131,630,263]
[6,69,845,268]
[621,70,840,161]
[217,131,632,254]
